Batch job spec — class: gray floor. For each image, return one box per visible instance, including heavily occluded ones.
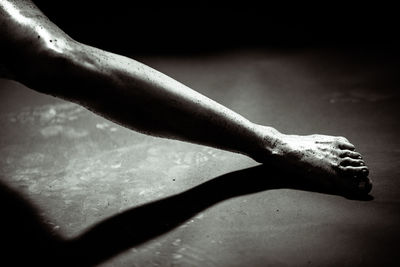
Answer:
[0,48,399,266]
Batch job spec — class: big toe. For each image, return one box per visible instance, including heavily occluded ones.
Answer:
[337,166,372,194]
[357,176,373,193]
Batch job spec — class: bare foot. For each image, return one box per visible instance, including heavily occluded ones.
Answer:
[255,126,372,194]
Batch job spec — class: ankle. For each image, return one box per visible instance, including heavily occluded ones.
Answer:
[250,124,285,163]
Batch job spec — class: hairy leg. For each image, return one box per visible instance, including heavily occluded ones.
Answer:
[0,0,371,193]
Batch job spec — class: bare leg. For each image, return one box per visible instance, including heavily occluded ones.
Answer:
[0,0,371,193]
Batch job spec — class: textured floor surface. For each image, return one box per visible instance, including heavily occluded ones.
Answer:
[0,47,399,266]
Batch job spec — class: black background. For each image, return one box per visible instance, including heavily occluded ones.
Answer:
[32,0,399,54]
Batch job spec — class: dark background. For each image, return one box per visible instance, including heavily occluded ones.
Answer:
[33,0,399,54]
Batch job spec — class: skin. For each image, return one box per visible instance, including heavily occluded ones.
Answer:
[0,0,371,194]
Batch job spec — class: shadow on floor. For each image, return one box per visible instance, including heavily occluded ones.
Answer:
[0,164,372,266]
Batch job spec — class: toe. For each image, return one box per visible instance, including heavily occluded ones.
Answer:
[337,141,356,150]
[357,176,373,193]
[339,165,369,177]
[340,157,365,167]
[339,150,362,159]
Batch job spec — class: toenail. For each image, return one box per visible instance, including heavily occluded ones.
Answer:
[358,156,362,159]
[362,169,367,173]
[360,162,364,166]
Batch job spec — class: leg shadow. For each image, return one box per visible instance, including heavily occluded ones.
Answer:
[0,163,373,266]
[68,163,373,266]
[0,181,65,266]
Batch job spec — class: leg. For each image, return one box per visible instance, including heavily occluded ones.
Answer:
[0,1,371,193]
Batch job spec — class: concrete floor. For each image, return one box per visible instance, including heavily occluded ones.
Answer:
[0,47,399,266]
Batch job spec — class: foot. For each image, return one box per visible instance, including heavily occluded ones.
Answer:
[254,126,372,194]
